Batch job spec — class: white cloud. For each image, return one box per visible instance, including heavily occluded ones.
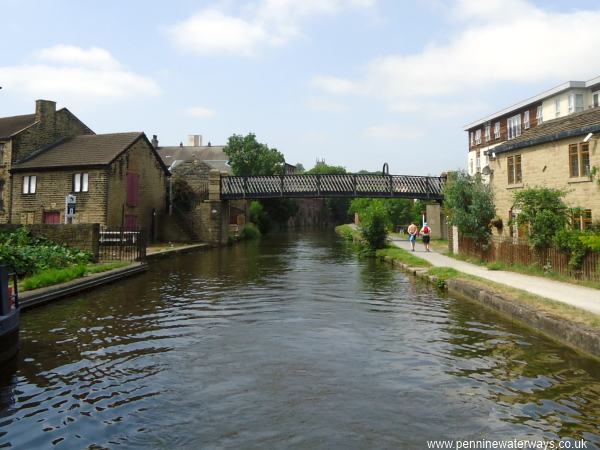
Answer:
[37,45,120,69]
[364,124,423,140]
[0,45,159,99]
[167,0,374,55]
[314,1,600,105]
[186,106,216,118]
[306,97,347,112]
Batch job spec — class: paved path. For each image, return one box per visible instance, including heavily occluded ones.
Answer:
[391,238,600,315]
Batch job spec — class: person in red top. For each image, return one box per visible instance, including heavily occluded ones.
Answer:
[420,222,431,252]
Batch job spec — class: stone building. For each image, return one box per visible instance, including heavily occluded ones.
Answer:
[10,132,170,240]
[490,107,600,235]
[0,99,92,223]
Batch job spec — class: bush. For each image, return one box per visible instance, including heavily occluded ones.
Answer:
[249,201,271,234]
[443,171,495,249]
[513,187,568,250]
[359,200,390,250]
[0,227,91,277]
[239,223,261,240]
[172,178,197,212]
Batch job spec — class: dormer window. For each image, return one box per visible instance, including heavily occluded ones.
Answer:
[484,124,491,143]
[568,93,584,114]
[524,111,530,129]
[475,129,482,145]
[494,122,500,139]
[593,91,600,108]
[507,114,521,139]
[536,105,543,124]
[555,98,561,117]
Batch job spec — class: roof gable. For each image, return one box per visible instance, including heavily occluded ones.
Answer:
[0,114,36,139]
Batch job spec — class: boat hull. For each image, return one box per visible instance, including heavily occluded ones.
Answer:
[0,310,20,364]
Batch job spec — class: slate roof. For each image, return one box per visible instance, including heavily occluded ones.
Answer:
[0,114,36,139]
[495,107,600,154]
[11,132,159,171]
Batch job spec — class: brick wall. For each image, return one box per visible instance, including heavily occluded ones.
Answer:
[106,138,168,240]
[10,169,108,225]
[0,223,100,260]
[491,136,600,236]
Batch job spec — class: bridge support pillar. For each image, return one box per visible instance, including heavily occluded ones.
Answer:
[425,204,447,240]
[195,170,231,245]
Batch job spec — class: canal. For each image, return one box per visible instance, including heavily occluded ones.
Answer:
[1,232,599,449]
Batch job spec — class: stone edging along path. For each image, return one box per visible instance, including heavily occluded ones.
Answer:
[378,255,600,360]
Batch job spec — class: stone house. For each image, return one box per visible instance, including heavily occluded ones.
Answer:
[9,132,170,240]
[0,99,93,223]
[490,107,600,236]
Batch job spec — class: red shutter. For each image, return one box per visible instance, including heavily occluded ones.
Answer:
[126,172,139,206]
[124,214,138,230]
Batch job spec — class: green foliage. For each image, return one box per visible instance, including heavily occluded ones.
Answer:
[306,162,347,175]
[295,163,306,173]
[443,171,495,248]
[261,198,299,230]
[579,234,600,252]
[224,133,285,176]
[359,200,390,250]
[249,200,271,234]
[349,198,415,231]
[487,262,504,271]
[513,187,568,250]
[0,228,92,277]
[554,229,587,271]
[172,178,197,212]
[335,224,360,242]
[239,223,261,240]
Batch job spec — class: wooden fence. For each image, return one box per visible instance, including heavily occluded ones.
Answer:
[458,236,600,282]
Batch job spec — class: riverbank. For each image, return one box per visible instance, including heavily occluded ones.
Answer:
[335,224,600,359]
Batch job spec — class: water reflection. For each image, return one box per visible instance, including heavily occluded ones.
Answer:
[0,231,598,448]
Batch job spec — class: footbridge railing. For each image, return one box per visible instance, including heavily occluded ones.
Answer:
[220,174,445,201]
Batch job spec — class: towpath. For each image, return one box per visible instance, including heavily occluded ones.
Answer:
[390,238,600,315]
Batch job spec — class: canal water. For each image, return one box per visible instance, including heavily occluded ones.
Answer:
[1,232,599,449]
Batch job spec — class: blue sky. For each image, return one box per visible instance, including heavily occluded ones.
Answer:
[2,0,600,174]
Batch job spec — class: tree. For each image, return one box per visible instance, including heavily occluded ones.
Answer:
[306,162,347,175]
[444,171,495,248]
[359,200,390,250]
[224,133,285,176]
[512,187,568,249]
[295,163,306,173]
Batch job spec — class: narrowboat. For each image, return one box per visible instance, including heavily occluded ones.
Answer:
[0,267,19,364]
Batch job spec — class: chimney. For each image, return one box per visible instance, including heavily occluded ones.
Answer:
[151,134,159,149]
[35,99,56,126]
[187,134,202,147]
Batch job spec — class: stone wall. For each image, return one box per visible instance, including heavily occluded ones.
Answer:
[10,169,108,225]
[490,136,600,235]
[0,223,100,260]
[106,138,168,241]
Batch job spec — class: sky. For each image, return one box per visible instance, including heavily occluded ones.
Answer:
[2,0,600,175]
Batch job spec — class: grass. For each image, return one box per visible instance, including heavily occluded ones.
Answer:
[20,261,130,292]
[375,246,432,268]
[335,224,361,241]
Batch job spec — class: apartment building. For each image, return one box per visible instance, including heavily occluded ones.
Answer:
[464,76,600,180]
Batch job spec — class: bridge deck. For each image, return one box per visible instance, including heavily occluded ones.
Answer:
[220,174,445,200]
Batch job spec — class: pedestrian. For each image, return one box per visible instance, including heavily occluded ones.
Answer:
[407,222,418,251]
[420,222,431,252]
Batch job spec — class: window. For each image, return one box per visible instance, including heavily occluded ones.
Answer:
[569,143,590,177]
[568,93,584,114]
[507,114,521,139]
[22,175,37,194]
[524,111,530,129]
[72,173,89,192]
[536,106,543,124]
[0,180,4,210]
[555,98,561,117]
[0,143,4,165]
[494,122,500,139]
[126,172,139,207]
[475,129,482,145]
[485,123,491,143]
[594,91,600,108]
[507,155,522,184]
[573,209,593,231]
[470,132,474,146]
[476,151,481,172]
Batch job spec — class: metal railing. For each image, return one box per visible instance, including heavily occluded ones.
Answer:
[220,174,445,200]
[99,227,146,262]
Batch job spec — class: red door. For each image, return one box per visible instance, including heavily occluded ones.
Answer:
[124,214,138,230]
[43,211,61,224]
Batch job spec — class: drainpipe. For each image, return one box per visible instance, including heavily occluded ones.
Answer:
[169,177,173,216]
